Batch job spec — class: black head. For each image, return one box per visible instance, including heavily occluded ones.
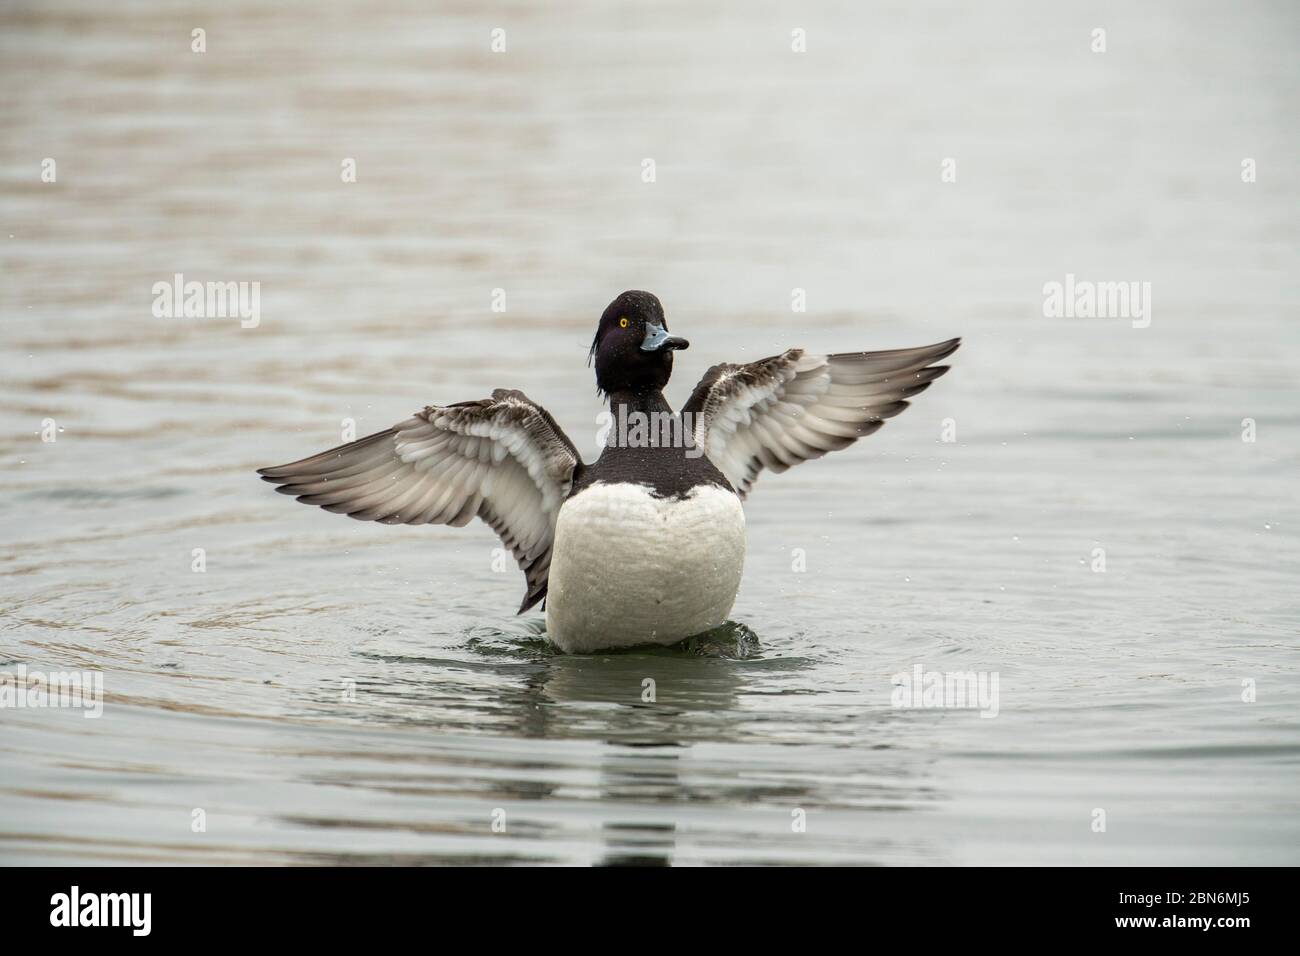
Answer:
[588,291,689,396]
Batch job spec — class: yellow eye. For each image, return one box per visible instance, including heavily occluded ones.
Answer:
[619,317,629,328]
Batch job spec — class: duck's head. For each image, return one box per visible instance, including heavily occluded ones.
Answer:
[588,290,689,396]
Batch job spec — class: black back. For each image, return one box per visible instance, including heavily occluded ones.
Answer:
[571,440,734,500]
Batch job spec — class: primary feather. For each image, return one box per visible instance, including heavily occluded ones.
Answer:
[257,389,579,612]
[681,338,960,497]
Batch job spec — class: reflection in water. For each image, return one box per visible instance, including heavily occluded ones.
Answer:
[251,623,940,865]
[598,821,677,868]
[539,634,747,867]
[232,622,939,864]
[596,747,682,867]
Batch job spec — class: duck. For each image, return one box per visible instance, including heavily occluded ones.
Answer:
[258,291,960,653]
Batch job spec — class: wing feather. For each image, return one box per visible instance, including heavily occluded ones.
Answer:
[258,389,580,612]
[682,338,959,498]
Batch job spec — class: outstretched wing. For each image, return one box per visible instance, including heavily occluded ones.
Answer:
[257,389,580,613]
[681,338,960,498]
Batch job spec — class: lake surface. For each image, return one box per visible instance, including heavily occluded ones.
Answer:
[1,0,1297,865]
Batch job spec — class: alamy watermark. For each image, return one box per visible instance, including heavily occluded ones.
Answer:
[891,664,999,718]
[1042,273,1151,329]
[50,886,150,936]
[151,273,260,328]
[596,407,703,458]
[0,665,103,718]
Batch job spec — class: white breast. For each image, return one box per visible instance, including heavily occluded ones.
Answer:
[545,482,746,653]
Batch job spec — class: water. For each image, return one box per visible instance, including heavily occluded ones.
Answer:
[2,0,1298,865]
